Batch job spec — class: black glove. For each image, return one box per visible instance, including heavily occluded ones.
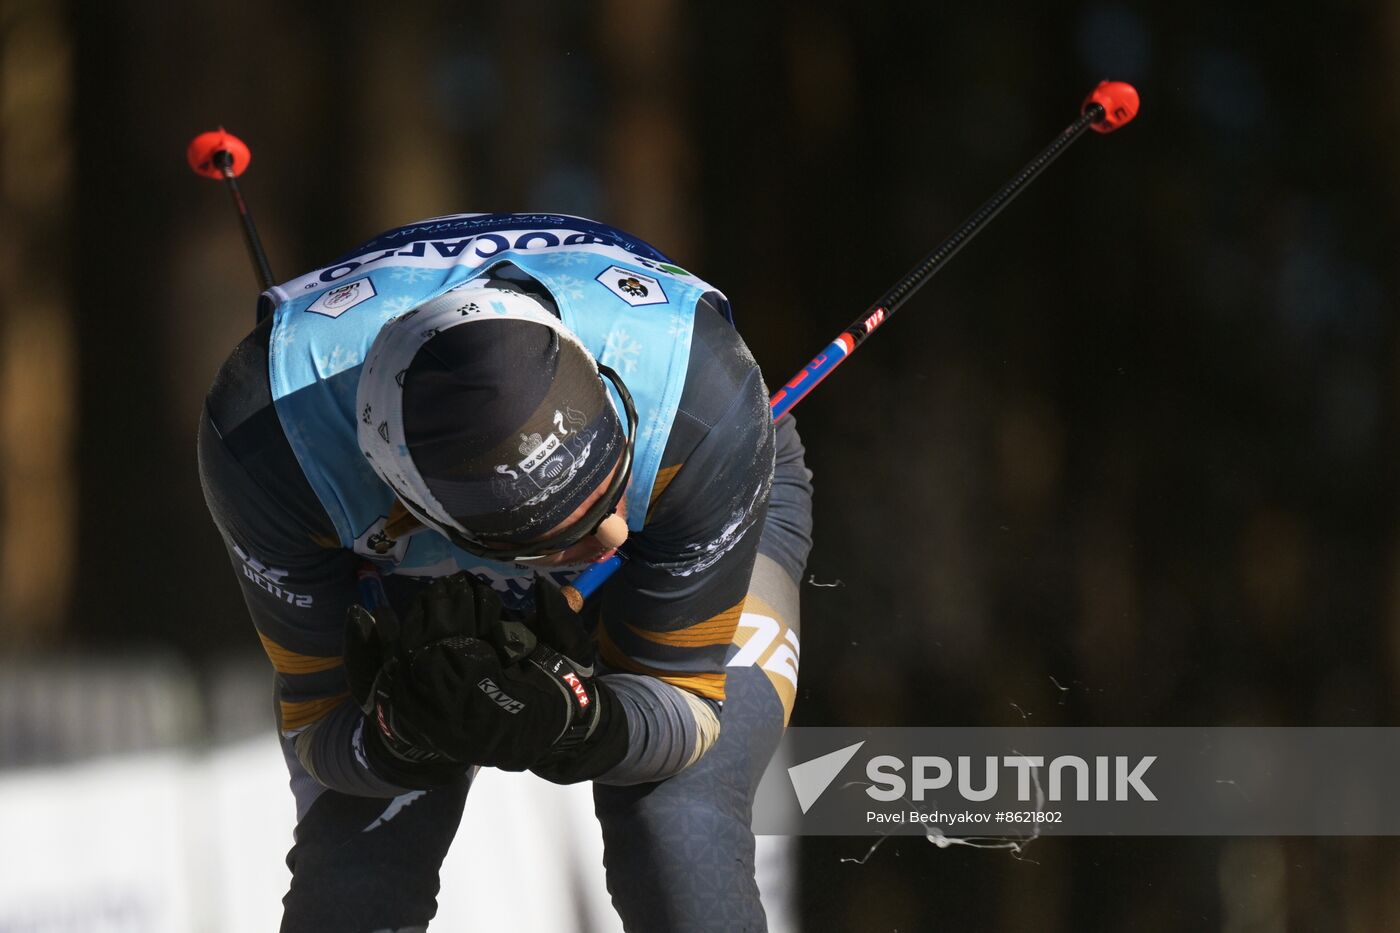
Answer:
[348,572,626,777]
[398,575,627,775]
[344,600,464,789]
[343,573,531,787]
[523,580,629,784]
[405,632,593,769]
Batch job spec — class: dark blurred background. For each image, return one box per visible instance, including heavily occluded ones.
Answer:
[4,0,1400,929]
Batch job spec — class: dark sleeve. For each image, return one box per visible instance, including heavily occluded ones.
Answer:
[595,294,775,707]
[198,319,408,798]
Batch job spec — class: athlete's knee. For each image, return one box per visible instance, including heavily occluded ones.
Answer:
[281,782,468,932]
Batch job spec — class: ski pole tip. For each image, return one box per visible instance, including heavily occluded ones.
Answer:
[187,128,252,179]
[1083,81,1139,133]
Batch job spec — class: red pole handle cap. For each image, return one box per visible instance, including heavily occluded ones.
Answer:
[187,128,252,178]
[1083,81,1139,133]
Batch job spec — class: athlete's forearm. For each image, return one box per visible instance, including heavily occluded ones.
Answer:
[291,699,420,798]
[591,673,722,784]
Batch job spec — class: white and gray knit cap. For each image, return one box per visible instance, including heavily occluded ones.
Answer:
[356,285,624,543]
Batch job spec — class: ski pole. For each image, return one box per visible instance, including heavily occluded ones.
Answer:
[561,81,1140,611]
[186,128,276,319]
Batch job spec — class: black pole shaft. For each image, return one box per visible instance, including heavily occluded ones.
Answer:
[845,102,1105,350]
[213,150,276,310]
